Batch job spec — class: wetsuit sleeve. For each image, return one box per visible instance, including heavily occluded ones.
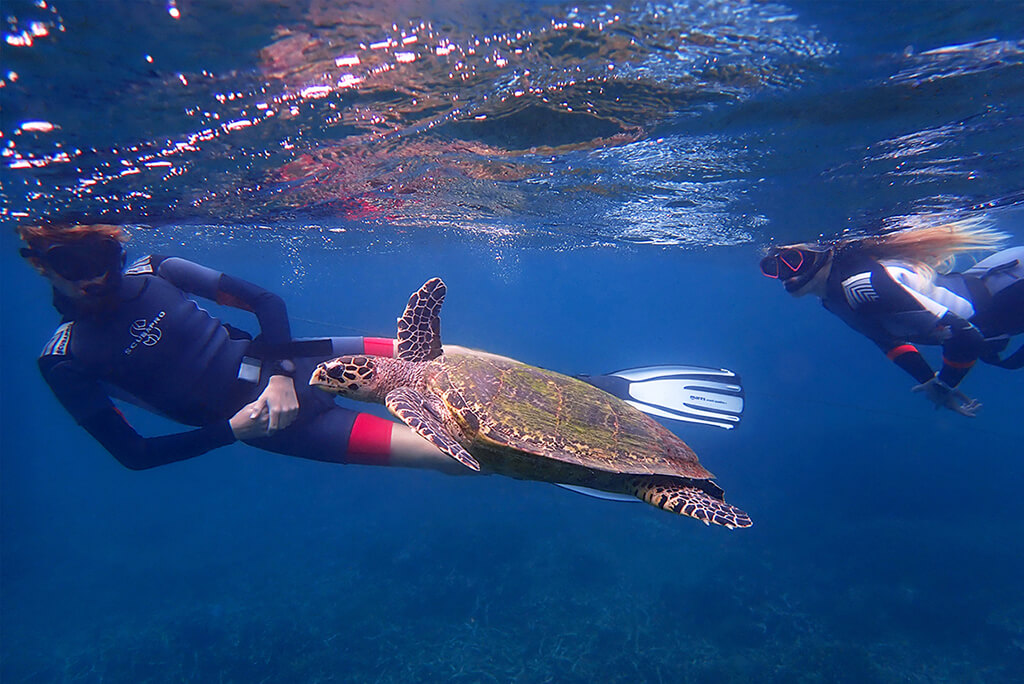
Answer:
[148,255,291,348]
[824,295,937,384]
[40,356,236,470]
[883,344,936,384]
[829,262,954,385]
[936,312,987,387]
[881,265,987,387]
[863,321,984,387]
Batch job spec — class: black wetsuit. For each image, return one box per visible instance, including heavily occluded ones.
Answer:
[39,255,393,469]
[821,246,1024,386]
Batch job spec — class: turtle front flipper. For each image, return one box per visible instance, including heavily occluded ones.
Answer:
[396,278,445,362]
[630,477,752,529]
[385,387,480,471]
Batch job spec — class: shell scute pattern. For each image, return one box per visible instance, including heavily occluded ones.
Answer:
[314,277,747,526]
[443,386,480,433]
[435,353,711,479]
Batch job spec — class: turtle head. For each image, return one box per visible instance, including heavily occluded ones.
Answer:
[310,355,386,401]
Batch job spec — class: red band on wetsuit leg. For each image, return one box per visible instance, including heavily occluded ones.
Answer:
[346,413,393,465]
[363,337,395,357]
[942,357,976,369]
[886,344,918,360]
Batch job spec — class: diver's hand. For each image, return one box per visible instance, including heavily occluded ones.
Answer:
[229,375,300,439]
[253,374,300,433]
[230,399,269,439]
[911,377,981,417]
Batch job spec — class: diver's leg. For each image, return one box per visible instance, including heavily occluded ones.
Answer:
[967,246,1024,297]
[388,422,478,475]
[247,405,474,475]
[990,281,1024,336]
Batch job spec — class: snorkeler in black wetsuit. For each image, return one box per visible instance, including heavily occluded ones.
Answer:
[19,222,750,476]
[18,223,461,473]
[759,220,1024,417]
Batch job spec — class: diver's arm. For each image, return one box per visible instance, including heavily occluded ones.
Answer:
[40,356,236,469]
[837,263,965,385]
[861,304,984,415]
[882,343,936,384]
[878,291,987,388]
[872,337,980,416]
[146,255,292,349]
[149,255,299,424]
[936,312,987,387]
[81,410,237,470]
[881,264,985,387]
[839,311,937,384]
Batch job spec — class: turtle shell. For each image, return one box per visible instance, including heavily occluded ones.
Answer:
[427,353,713,480]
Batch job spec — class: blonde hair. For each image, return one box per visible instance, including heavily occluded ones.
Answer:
[814,216,1008,278]
[853,216,1006,264]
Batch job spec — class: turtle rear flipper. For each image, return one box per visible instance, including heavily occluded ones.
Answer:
[631,477,752,529]
[386,387,480,471]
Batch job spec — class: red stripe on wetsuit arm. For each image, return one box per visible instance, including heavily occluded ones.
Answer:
[886,344,918,360]
[345,413,393,465]
[886,343,935,384]
[363,337,395,357]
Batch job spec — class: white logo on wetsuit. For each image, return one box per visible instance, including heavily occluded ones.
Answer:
[842,272,879,307]
[41,322,74,357]
[124,255,155,275]
[125,311,165,355]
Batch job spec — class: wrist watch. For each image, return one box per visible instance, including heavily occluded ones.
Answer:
[271,359,296,378]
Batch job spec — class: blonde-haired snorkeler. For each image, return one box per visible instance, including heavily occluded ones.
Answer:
[759,217,1023,417]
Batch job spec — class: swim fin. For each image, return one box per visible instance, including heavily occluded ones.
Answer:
[553,483,639,502]
[579,365,744,430]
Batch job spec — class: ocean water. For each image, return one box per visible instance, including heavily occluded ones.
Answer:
[2,1,1023,682]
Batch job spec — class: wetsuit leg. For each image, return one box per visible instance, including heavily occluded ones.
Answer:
[244,356,393,465]
[247,404,356,463]
[988,281,1024,336]
[974,281,1024,369]
[969,247,1024,337]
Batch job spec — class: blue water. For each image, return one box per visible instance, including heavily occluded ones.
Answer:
[2,1,1024,682]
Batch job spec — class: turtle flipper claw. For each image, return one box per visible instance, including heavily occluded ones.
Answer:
[386,387,480,471]
[631,477,752,529]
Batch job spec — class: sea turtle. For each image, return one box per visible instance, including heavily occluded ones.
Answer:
[310,278,751,528]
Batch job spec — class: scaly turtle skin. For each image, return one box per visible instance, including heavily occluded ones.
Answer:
[310,278,751,528]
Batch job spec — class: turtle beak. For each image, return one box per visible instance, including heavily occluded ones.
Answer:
[310,355,377,397]
[309,362,339,392]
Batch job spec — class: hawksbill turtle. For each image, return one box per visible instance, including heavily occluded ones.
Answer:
[310,278,751,528]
